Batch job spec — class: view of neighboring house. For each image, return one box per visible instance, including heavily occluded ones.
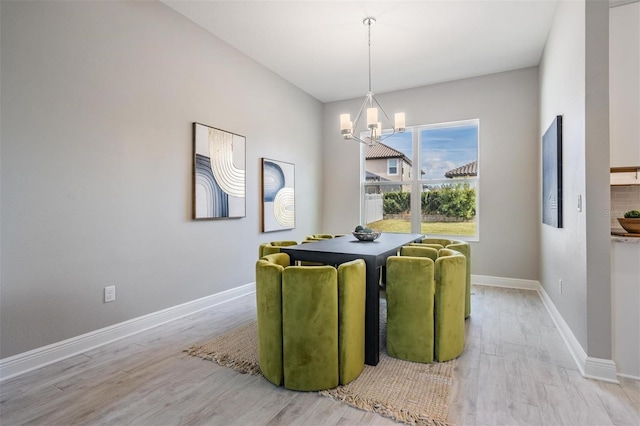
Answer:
[364,142,412,194]
[444,160,478,179]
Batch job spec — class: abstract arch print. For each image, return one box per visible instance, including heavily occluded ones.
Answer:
[262,159,295,232]
[193,123,246,219]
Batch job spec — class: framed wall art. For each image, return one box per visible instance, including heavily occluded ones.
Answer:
[193,122,246,220]
[542,115,563,228]
[261,158,295,232]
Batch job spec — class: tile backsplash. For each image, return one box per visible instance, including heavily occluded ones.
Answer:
[611,185,640,228]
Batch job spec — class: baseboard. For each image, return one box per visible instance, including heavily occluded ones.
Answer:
[2,276,620,384]
[536,283,619,384]
[0,283,256,382]
[584,357,619,383]
[617,372,640,381]
[473,275,619,383]
[471,274,540,290]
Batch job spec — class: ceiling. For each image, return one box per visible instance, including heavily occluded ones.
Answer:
[162,1,559,103]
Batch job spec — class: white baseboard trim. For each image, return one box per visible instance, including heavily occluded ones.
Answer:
[473,275,619,383]
[617,372,640,381]
[2,276,620,384]
[0,283,256,382]
[536,283,619,384]
[584,357,619,383]
[471,274,540,290]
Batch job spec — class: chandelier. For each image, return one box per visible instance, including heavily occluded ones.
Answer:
[340,17,405,147]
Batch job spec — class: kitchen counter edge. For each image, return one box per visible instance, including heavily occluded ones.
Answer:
[611,235,640,244]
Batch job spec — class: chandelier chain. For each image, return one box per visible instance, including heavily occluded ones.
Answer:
[367,19,372,94]
[339,17,405,146]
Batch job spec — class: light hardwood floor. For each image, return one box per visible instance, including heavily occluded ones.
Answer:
[1,285,638,425]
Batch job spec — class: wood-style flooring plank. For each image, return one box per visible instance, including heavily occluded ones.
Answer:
[618,377,640,415]
[1,285,639,426]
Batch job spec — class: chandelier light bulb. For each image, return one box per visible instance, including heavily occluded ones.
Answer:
[340,114,352,133]
[395,113,406,131]
[367,108,378,128]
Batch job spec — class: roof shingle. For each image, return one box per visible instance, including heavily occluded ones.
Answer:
[365,142,412,166]
[444,161,478,178]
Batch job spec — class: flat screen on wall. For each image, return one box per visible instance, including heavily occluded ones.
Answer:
[542,115,563,228]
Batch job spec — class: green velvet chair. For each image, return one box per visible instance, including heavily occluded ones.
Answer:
[386,247,467,363]
[420,238,453,247]
[305,234,334,240]
[258,240,298,259]
[446,240,471,318]
[255,253,290,386]
[258,243,271,259]
[408,242,445,250]
[411,239,472,318]
[255,254,365,391]
[386,255,435,363]
[282,265,339,391]
[400,245,439,262]
[337,259,365,384]
[434,248,467,362]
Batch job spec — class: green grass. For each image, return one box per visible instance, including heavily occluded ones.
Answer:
[366,219,476,236]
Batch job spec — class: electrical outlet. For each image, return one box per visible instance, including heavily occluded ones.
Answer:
[559,279,563,294]
[104,285,116,303]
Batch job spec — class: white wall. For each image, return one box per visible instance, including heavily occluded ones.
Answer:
[610,1,640,167]
[539,0,611,359]
[0,1,323,358]
[322,68,541,280]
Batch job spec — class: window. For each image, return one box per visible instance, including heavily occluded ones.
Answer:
[387,159,399,175]
[362,119,479,240]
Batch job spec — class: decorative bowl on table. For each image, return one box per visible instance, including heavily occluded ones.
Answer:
[352,231,381,241]
[617,218,640,234]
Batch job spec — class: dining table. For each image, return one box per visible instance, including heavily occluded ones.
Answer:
[281,232,424,366]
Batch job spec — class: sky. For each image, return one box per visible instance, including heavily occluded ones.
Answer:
[381,123,478,180]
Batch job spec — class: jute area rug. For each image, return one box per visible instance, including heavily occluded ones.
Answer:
[185,316,455,426]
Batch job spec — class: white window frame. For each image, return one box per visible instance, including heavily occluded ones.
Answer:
[387,158,399,175]
[360,119,479,242]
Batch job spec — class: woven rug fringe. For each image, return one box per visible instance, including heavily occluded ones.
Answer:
[185,319,454,426]
[320,387,451,426]
[184,346,262,376]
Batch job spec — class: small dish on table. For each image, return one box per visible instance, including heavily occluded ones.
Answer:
[352,231,381,242]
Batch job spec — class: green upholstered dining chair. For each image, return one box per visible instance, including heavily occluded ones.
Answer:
[255,253,290,386]
[258,243,271,259]
[386,255,435,363]
[446,240,471,319]
[434,248,467,362]
[337,259,365,384]
[408,242,445,250]
[386,247,466,363]
[400,245,439,262]
[282,264,339,391]
[258,240,298,259]
[305,234,334,241]
[397,245,437,291]
[420,238,453,247]
[255,254,365,391]
[410,239,472,319]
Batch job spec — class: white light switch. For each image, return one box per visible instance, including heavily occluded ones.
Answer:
[577,195,582,212]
